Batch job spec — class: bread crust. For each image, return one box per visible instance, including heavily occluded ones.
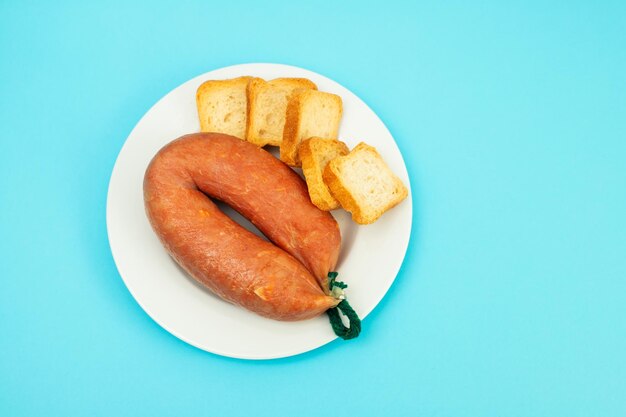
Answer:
[300,138,349,210]
[323,160,366,222]
[245,77,265,144]
[280,89,305,166]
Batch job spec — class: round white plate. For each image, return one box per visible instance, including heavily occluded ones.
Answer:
[107,63,412,359]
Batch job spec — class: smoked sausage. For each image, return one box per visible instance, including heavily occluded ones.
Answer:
[143,133,341,320]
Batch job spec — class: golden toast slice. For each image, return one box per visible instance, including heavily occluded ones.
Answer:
[300,138,350,211]
[323,143,408,224]
[196,76,255,139]
[246,78,317,147]
[280,90,343,167]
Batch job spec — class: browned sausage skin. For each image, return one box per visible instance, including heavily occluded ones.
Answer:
[143,133,341,321]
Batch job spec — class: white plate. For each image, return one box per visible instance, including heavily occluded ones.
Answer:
[107,63,412,359]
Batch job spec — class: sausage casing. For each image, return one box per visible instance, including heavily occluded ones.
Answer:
[143,133,341,320]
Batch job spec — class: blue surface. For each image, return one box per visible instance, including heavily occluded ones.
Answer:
[1,1,625,416]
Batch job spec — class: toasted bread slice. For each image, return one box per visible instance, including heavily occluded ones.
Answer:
[300,138,350,210]
[323,143,408,224]
[246,78,317,147]
[280,90,343,167]
[196,76,256,139]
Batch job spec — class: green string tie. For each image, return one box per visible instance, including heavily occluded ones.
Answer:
[326,272,361,340]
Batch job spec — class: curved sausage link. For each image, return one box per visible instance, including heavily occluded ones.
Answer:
[143,133,341,320]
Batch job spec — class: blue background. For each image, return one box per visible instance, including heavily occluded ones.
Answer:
[1,1,625,416]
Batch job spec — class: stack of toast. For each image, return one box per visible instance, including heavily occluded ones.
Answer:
[196,76,407,224]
